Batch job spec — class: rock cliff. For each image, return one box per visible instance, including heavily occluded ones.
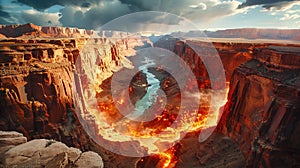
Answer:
[0,35,153,167]
[217,46,300,167]
[0,35,147,149]
[155,37,299,88]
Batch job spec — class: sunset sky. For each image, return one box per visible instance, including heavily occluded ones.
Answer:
[0,0,299,31]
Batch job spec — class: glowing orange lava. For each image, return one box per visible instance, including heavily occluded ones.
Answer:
[78,61,229,166]
[159,146,178,168]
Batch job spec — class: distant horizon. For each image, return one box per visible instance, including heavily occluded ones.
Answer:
[0,22,299,33]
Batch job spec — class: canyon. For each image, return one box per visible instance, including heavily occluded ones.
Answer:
[0,24,299,167]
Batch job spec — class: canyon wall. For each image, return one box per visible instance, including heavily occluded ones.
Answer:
[0,38,89,149]
[0,23,95,38]
[171,28,300,41]
[156,38,299,89]
[0,36,147,149]
[155,37,300,167]
[217,46,300,167]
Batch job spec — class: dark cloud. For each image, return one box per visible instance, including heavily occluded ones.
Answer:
[15,0,101,10]
[0,5,11,24]
[81,2,91,8]
[7,0,245,30]
[238,0,297,9]
[15,0,58,11]
[98,11,185,33]
[59,1,131,29]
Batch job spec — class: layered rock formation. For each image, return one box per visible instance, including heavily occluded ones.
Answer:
[171,28,300,41]
[155,37,299,89]
[0,23,95,38]
[0,35,149,167]
[0,38,91,150]
[218,45,300,167]
[0,131,104,168]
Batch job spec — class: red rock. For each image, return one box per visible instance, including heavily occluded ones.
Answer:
[0,23,94,38]
[217,47,300,167]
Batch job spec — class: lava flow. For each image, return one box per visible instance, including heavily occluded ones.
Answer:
[137,144,181,168]
[78,76,229,167]
[74,39,230,167]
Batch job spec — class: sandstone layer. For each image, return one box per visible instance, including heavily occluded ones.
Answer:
[171,28,300,41]
[0,35,151,167]
[217,46,300,167]
[0,23,95,38]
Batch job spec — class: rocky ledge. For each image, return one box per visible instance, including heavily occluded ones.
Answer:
[0,130,104,168]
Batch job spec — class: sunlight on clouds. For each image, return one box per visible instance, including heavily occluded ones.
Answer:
[260,1,300,25]
[0,0,299,29]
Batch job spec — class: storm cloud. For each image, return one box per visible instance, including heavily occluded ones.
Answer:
[238,0,299,10]
[14,0,100,11]
[0,6,11,24]
[2,0,245,30]
[1,0,298,30]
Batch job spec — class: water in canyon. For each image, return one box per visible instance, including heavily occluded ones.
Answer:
[126,57,163,121]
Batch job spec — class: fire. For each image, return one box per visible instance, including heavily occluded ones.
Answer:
[76,58,230,167]
[159,146,179,168]
[160,152,172,168]
[92,85,229,164]
[73,38,231,168]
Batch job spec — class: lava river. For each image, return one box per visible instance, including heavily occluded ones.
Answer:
[73,39,229,167]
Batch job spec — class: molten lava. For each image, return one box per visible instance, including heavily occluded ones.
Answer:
[93,84,229,167]
[75,45,230,166]
[159,145,180,168]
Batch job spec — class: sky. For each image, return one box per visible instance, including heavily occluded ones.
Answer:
[0,0,299,31]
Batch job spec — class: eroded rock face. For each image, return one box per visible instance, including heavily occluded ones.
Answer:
[0,23,95,38]
[155,38,299,90]
[0,36,150,167]
[217,46,300,167]
[0,38,90,150]
[0,131,103,168]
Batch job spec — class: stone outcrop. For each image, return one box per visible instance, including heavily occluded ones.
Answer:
[0,131,104,168]
[217,46,300,167]
[0,131,27,156]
